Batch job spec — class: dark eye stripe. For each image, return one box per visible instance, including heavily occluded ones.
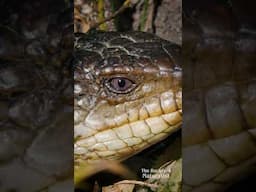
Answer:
[105,77,136,94]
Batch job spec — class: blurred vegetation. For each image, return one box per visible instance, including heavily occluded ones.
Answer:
[74,0,153,32]
[74,0,182,44]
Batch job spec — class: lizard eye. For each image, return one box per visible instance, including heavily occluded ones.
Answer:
[105,77,136,94]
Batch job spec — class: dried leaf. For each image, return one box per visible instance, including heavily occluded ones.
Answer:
[103,183,135,192]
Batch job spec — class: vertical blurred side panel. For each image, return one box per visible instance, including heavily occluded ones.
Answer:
[0,0,74,191]
[183,0,256,192]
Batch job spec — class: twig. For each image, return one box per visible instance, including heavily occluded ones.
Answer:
[97,0,107,30]
[91,0,134,29]
[144,0,154,31]
[116,180,158,189]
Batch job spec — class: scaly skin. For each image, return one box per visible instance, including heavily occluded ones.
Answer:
[0,1,73,191]
[74,31,182,165]
[183,1,256,191]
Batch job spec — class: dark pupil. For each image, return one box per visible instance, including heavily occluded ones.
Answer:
[118,79,126,88]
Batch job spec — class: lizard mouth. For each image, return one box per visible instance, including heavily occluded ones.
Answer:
[74,88,182,164]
